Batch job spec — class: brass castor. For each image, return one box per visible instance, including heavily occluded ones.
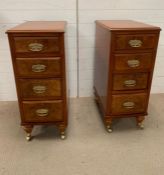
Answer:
[138,122,144,129]
[106,126,113,133]
[26,133,31,141]
[60,132,66,140]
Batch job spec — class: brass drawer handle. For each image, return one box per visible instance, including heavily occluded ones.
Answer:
[33,85,47,94]
[36,108,49,117]
[123,101,135,109]
[127,60,140,68]
[32,64,46,72]
[28,43,44,52]
[128,39,142,47]
[124,80,136,87]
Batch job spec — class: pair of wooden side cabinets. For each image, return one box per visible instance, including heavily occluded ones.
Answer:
[6,20,161,141]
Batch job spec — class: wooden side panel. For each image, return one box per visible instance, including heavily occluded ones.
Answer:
[94,23,111,113]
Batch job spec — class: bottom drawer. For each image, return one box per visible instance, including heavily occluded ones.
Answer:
[111,93,147,115]
[22,100,64,123]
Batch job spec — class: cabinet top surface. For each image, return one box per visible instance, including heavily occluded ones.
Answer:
[96,20,161,31]
[6,21,66,33]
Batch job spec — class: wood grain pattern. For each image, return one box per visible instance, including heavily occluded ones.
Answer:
[6,21,66,33]
[7,21,68,139]
[14,37,61,56]
[94,20,161,130]
[113,73,148,90]
[111,93,147,115]
[114,53,153,72]
[15,57,62,77]
[18,78,62,99]
[114,33,157,50]
[96,20,161,31]
[22,100,64,122]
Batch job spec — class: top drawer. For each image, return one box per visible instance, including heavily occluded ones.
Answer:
[114,33,157,51]
[13,36,62,57]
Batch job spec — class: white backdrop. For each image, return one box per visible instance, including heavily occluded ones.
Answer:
[0,0,164,100]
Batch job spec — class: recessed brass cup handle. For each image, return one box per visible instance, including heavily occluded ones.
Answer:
[124,80,136,87]
[33,85,47,94]
[28,43,44,52]
[123,101,135,109]
[129,39,142,48]
[127,60,140,68]
[36,109,49,117]
[32,64,46,73]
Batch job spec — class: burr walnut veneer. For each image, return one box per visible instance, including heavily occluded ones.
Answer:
[94,20,161,132]
[6,21,68,140]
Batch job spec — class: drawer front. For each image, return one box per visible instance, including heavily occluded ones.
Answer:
[114,53,153,71]
[113,73,148,90]
[114,34,157,50]
[18,79,62,99]
[14,37,61,56]
[111,93,147,115]
[16,57,62,77]
[22,100,63,122]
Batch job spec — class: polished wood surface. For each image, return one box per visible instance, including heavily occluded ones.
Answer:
[16,57,62,77]
[6,21,66,33]
[114,33,157,50]
[94,23,110,111]
[18,78,62,99]
[14,37,61,54]
[96,20,160,31]
[111,93,147,115]
[7,21,67,140]
[22,100,64,122]
[94,20,161,131]
[113,73,148,90]
[114,53,153,72]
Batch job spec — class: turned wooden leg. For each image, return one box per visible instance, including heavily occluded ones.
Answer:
[58,125,66,140]
[105,118,113,133]
[22,125,33,141]
[136,116,145,129]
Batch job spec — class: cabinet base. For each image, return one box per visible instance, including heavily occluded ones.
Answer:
[94,88,146,132]
[22,124,67,141]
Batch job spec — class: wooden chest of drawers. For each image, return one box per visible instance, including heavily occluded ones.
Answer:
[6,21,68,140]
[94,20,161,132]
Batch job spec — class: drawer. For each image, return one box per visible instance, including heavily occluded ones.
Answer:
[18,79,62,99]
[114,34,157,50]
[114,53,153,71]
[111,93,147,115]
[14,37,61,56]
[22,100,63,122]
[113,73,148,90]
[15,57,62,77]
